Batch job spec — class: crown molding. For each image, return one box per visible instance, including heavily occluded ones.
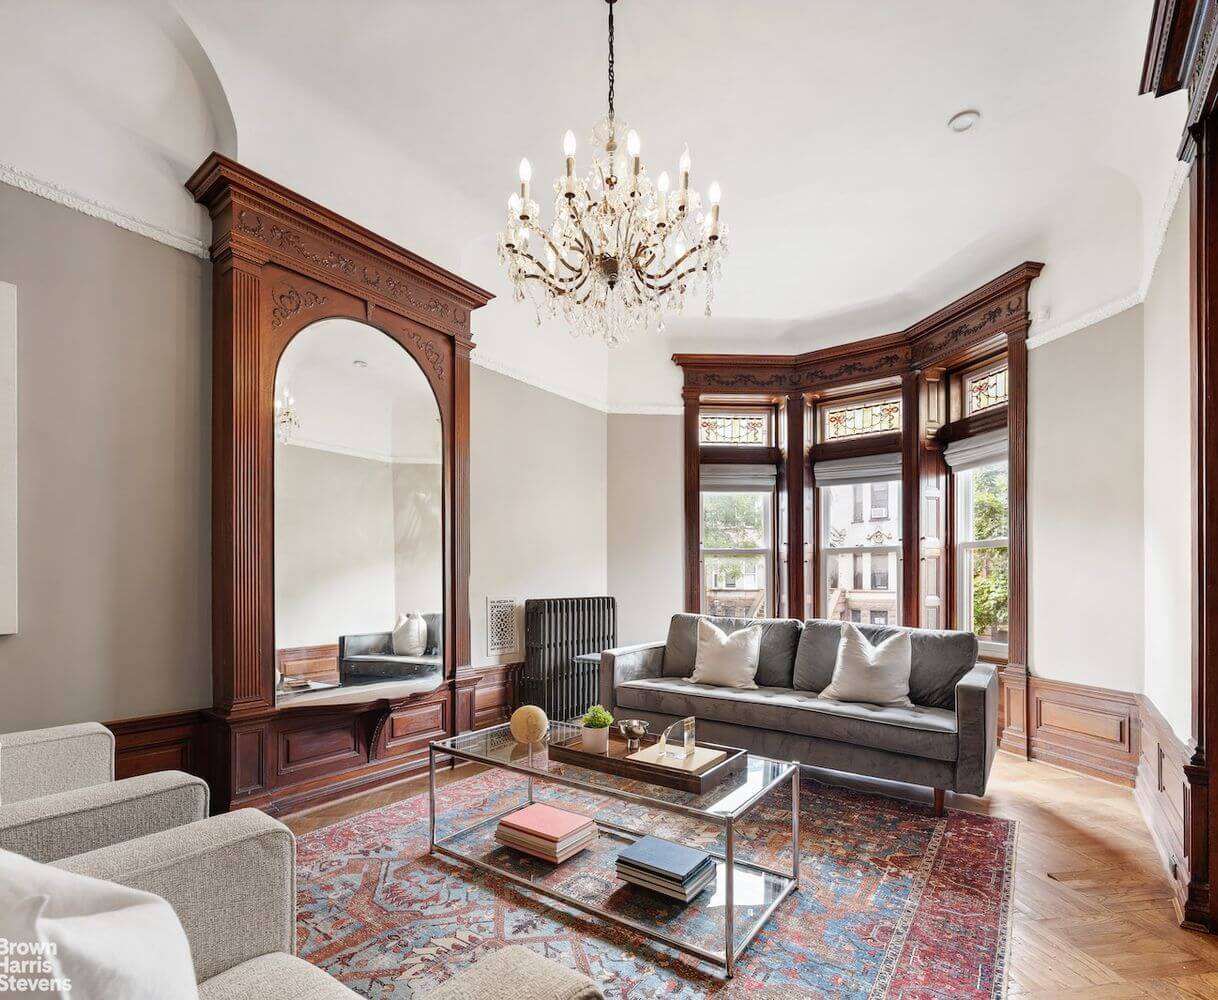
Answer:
[0,161,208,259]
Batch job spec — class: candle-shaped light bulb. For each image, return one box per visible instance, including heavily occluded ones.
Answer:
[707,181,721,238]
[518,157,532,206]
[627,129,640,157]
[626,129,641,192]
[508,192,521,215]
[679,145,691,188]
[563,130,577,157]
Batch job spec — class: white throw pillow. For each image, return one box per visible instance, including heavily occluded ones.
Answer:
[0,848,199,1000]
[818,623,913,707]
[690,619,762,688]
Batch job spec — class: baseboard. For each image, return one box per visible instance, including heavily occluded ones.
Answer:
[1134,694,1191,918]
[106,709,209,781]
[1026,676,1140,786]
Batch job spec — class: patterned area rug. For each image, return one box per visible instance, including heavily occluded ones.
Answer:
[296,769,1015,999]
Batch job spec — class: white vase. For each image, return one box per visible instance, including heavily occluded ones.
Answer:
[581,725,609,754]
[393,612,428,656]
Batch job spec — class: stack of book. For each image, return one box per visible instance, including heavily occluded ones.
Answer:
[494,803,596,864]
[615,835,716,903]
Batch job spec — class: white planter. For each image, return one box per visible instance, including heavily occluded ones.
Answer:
[581,725,610,754]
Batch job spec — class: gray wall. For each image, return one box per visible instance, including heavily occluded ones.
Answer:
[469,366,608,665]
[1143,192,1192,740]
[607,413,684,644]
[1029,304,1145,693]
[0,184,211,731]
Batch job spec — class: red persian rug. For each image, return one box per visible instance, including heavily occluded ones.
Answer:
[296,769,1015,999]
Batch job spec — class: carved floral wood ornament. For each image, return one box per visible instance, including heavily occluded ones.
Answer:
[187,153,492,815]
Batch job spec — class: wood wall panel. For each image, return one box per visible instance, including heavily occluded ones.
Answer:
[276,644,339,684]
[1026,677,1139,785]
[1136,694,1191,919]
[107,711,207,781]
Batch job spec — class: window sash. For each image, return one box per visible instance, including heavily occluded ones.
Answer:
[699,489,774,617]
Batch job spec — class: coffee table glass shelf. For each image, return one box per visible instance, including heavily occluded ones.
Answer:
[429,721,799,978]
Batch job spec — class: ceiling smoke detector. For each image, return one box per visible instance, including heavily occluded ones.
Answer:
[352,359,368,368]
[948,109,981,133]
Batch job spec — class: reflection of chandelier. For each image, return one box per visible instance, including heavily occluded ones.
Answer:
[496,0,728,346]
[273,385,298,444]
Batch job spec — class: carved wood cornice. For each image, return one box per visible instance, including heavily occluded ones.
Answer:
[673,262,1042,393]
[187,153,493,337]
[1141,0,1218,160]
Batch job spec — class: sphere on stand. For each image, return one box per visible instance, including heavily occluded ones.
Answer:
[509,705,550,746]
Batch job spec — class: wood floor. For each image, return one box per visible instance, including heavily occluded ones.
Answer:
[284,751,1218,998]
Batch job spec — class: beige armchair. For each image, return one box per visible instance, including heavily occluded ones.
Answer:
[55,809,359,998]
[0,722,208,862]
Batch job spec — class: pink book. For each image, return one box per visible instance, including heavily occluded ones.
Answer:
[498,803,592,843]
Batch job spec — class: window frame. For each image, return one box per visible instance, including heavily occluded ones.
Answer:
[954,460,1010,660]
[698,487,775,618]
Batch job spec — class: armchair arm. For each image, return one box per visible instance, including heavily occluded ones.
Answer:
[56,809,294,985]
[0,770,208,862]
[954,663,998,797]
[0,722,114,803]
[599,642,665,716]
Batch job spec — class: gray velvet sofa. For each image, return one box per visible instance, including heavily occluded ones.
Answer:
[599,614,998,811]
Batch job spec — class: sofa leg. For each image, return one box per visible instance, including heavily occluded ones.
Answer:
[932,789,945,817]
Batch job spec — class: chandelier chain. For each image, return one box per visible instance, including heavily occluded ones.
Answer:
[606,0,615,121]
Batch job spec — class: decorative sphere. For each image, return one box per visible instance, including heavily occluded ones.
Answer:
[510,705,550,746]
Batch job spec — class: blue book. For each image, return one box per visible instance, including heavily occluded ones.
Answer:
[616,836,712,884]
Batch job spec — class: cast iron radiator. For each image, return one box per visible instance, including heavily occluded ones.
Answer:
[522,597,617,721]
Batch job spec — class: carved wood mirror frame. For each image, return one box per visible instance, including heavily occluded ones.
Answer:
[187,154,491,813]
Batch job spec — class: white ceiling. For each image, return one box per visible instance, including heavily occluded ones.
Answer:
[0,1,1189,412]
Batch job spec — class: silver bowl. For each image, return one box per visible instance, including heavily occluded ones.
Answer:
[617,718,649,753]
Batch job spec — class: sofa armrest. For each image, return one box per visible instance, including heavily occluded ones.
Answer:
[954,663,998,797]
[599,642,665,715]
[0,722,114,803]
[56,809,294,985]
[0,770,208,862]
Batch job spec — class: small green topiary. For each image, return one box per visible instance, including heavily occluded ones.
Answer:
[581,704,614,729]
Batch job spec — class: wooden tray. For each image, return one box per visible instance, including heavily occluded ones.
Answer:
[547,730,747,794]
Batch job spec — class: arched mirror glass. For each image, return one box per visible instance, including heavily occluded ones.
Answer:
[273,318,443,705]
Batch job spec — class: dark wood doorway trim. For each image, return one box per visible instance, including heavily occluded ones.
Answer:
[673,262,1041,750]
[1143,0,1218,930]
[187,154,492,814]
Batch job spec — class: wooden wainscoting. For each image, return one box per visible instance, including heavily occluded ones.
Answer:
[1135,694,1191,920]
[276,643,340,685]
[1024,676,1140,785]
[461,662,521,730]
[106,710,208,781]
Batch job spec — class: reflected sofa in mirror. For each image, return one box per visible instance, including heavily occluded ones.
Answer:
[273,317,444,706]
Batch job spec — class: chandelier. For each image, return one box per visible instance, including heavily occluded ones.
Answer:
[496,0,728,346]
[273,385,298,444]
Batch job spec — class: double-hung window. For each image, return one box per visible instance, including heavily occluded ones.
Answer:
[946,429,1009,658]
[816,455,902,626]
[700,464,775,619]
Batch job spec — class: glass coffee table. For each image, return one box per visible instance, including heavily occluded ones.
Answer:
[429,721,799,978]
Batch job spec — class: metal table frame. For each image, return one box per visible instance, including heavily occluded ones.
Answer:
[428,731,799,978]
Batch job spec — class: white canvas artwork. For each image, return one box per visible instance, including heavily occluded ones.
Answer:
[0,282,14,634]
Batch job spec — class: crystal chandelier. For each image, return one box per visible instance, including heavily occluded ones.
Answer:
[496,0,728,346]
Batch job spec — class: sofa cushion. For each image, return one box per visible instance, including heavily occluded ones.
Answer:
[793,620,978,709]
[616,677,958,762]
[199,952,357,999]
[664,614,801,688]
